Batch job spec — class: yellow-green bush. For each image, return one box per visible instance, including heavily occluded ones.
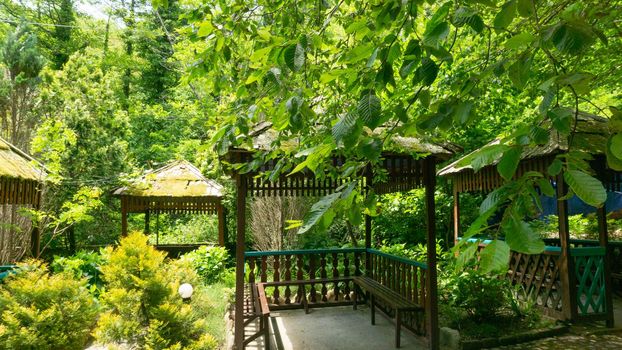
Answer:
[94,232,218,349]
[0,260,99,349]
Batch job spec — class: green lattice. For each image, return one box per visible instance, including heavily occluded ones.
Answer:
[572,247,606,315]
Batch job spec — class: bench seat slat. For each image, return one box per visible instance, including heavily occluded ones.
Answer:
[353,276,422,310]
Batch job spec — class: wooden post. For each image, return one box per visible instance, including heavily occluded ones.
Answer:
[144,210,150,235]
[556,173,578,321]
[234,175,247,349]
[452,186,460,246]
[424,157,439,350]
[365,167,372,271]
[598,204,614,327]
[30,189,41,258]
[217,201,226,247]
[121,198,128,236]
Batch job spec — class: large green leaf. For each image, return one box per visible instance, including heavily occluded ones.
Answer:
[607,135,622,171]
[504,32,536,50]
[283,43,305,72]
[332,113,362,148]
[503,215,545,254]
[516,0,534,18]
[479,240,511,273]
[494,0,517,31]
[457,143,508,172]
[299,192,341,234]
[357,91,382,129]
[609,134,622,160]
[564,170,607,207]
[546,19,596,55]
[423,22,450,48]
[415,57,439,86]
[452,7,484,33]
[497,147,522,180]
[507,54,532,89]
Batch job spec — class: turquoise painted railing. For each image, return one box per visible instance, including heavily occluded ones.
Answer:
[572,246,607,316]
[0,265,17,282]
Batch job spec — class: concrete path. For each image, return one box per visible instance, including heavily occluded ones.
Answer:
[246,305,427,350]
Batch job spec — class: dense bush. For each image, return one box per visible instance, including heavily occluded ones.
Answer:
[446,269,509,321]
[379,240,450,264]
[94,232,218,349]
[181,246,231,284]
[51,250,104,291]
[0,260,99,349]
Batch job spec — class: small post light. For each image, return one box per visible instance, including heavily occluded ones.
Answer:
[178,283,194,302]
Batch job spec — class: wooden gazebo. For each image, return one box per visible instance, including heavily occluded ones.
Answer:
[113,160,226,247]
[0,136,44,262]
[224,123,456,349]
[438,112,619,326]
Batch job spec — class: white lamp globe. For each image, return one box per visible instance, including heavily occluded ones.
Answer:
[178,283,194,299]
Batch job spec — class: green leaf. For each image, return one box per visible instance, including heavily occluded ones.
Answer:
[463,206,497,240]
[497,147,522,180]
[453,102,473,124]
[494,0,517,31]
[358,138,382,161]
[479,240,511,273]
[608,133,622,159]
[299,192,342,234]
[452,7,484,33]
[415,57,439,86]
[516,0,534,18]
[332,113,362,148]
[504,215,545,254]
[197,21,214,37]
[546,19,596,55]
[548,158,563,176]
[504,32,535,50]
[457,143,509,172]
[480,187,506,215]
[455,242,479,270]
[530,126,549,145]
[423,22,450,48]
[564,170,607,207]
[548,108,572,134]
[357,91,382,129]
[507,54,532,89]
[606,137,622,171]
[538,178,555,197]
[283,43,305,72]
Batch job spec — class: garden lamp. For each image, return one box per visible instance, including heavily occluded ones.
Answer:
[178,283,194,302]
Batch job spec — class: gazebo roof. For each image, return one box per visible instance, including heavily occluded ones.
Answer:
[113,160,224,198]
[437,112,621,193]
[438,112,608,177]
[0,137,45,181]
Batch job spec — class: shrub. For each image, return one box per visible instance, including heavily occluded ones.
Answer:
[181,245,230,284]
[0,260,99,349]
[447,269,508,320]
[51,250,104,291]
[94,232,218,349]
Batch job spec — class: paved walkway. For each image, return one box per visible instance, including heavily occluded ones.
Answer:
[246,305,426,350]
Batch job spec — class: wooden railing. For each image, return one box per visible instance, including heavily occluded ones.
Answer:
[367,249,428,335]
[244,248,428,335]
[245,248,365,309]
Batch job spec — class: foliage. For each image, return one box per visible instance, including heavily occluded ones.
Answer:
[379,240,450,265]
[51,250,105,291]
[0,260,99,349]
[445,269,509,321]
[94,232,218,349]
[181,246,231,284]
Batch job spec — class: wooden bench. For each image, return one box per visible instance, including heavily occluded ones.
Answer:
[243,283,271,349]
[353,276,423,348]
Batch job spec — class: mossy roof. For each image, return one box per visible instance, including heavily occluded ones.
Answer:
[438,112,609,176]
[112,160,224,198]
[0,137,45,181]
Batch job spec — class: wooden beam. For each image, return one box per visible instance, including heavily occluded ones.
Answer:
[597,204,614,327]
[30,189,41,258]
[556,173,578,321]
[234,175,247,349]
[424,157,439,350]
[365,167,373,271]
[144,210,150,235]
[217,201,225,247]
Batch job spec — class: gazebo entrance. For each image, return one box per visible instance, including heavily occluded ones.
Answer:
[224,124,455,350]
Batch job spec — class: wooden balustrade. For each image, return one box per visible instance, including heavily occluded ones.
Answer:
[244,247,428,333]
[245,248,365,309]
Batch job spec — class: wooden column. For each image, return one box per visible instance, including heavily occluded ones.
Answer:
[556,173,578,321]
[424,157,439,350]
[121,198,128,236]
[452,185,460,246]
[144,210,150,235]
[598,204,614,327]
[217,201,226,247]
[365,168,373,271]
[234,175,247,349]
[30,189,41,258]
